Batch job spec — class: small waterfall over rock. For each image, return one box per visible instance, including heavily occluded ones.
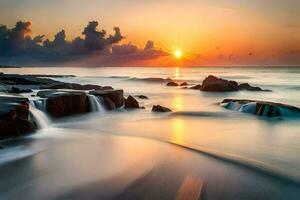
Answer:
[88,94,106,113]
[29,100,51,129]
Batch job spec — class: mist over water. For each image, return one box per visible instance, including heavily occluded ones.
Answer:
[1,66,300,199]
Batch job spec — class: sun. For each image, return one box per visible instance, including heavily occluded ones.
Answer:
[174,49,182,59]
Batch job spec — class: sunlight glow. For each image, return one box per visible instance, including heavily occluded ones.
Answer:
[174,49,183,59]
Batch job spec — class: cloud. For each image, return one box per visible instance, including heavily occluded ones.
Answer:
[0,20,126,58]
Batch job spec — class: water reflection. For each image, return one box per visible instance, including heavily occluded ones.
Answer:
[171,118,185,145]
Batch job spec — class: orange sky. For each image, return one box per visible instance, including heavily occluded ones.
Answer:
[0,0,299,66]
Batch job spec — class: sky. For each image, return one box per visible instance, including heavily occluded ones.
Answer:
[0,0,299,66]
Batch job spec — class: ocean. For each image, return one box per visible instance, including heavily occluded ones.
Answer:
[0,66,300,199]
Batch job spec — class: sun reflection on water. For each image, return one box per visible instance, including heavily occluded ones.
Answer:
[174,67,180,79]
[171,118,185,145]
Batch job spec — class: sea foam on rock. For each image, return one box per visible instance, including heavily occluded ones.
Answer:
[221,99,300,118]
[90,89,124,110]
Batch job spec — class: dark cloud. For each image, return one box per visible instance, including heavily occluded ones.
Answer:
[0,20,168,66]
[0,20,126,58]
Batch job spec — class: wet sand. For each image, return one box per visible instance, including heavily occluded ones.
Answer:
[0,132,299,200]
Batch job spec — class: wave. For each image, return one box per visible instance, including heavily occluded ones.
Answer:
[129,77,173,83]
[172,111,232,118]
[104,132,300,187]
[164,141,300,187]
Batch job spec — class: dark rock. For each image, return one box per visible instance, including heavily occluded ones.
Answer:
[189,84,202,90]
[0,95,36,140]
[125,95,139,109]
[46,92,90,118]
[238,83,271,92]
[135,95,149,99]
[166,82,179,86]
[152,105,172,112]
[201,75,239,92]
[180,82,188,86]
[0,73,59,86]
[41,83,104,90]
[221,99,300,118]
[131,77,173,83]
[90,89,124,109]
[9,86,33,93]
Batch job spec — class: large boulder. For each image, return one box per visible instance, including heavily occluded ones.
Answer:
[46,92,90,118]
[201,75,239,92]
[0,95,36,139]
[221,99,300,118]
[90,89,124,110]
[152,105,172,112]
[125,95,139,109]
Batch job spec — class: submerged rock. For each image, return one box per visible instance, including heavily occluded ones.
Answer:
[90,89,124,109]
[125,95,139,109]
[238,83,271,92]
[166,82,179,86]
[180,82,188,86]
[135,95,149,99]
[9,86,33,93]
[46,92,90,118]
[189,84,202,90]
[152,105,172,112]
[42,82,105,90]
[0,95,36,139]
[221,99,300,118]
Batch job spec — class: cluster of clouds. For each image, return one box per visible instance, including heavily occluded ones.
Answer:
[0,21,167,64]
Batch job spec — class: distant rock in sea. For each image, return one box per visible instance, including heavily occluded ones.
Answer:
[166,82,179,86]
[221,99,300,118]
[135,95,149,99]
[125,95,140,109]
[152,105,172,112]
[201,75,270,92]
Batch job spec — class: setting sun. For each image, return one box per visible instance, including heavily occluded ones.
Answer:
[174,49,183,59]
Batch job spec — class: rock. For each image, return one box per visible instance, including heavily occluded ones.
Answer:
[46,92,90,118]
[221,99,300,118]
[238,83,271,92]
[152,105,172,112]
[189,84,202,90]
[166,82,179,86]
[90,89,124,109]
[0,95,36,140]
[135,95,149,99]
[180,82,188,86]
[0,73,59,86]
[42,82,104,90]
[201,75,239,92]
[9,86,33,93]
[125,95,139,109]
